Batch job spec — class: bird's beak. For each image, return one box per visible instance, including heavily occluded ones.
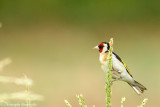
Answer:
[93,46,99,50]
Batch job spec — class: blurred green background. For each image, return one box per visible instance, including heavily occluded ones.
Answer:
[0,1,160,107]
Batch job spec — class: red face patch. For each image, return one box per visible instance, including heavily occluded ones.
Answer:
[98,43,104,53]
[99,48,103,53]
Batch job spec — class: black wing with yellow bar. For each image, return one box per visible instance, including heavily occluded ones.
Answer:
[113,52,133,77]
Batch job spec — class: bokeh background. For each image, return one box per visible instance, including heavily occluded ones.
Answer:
[0,1,160,107]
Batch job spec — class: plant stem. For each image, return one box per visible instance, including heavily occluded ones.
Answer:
[64,100,72,107]
[140,98,148,107]
[105,38,113,107]
[121,97,126,107]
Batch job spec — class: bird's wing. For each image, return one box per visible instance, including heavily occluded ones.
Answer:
[112,52,133,77]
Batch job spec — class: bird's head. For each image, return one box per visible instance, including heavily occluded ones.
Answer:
[93,42,110,53]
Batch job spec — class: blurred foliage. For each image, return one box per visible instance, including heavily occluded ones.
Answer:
[0,0,160,25]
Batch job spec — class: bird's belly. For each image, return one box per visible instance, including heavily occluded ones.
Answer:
[101,65,120,79]
[120,71,134,83]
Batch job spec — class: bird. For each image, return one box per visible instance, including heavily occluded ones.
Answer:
[93,42,147,94]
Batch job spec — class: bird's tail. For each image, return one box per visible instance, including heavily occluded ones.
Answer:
[128,80,147,95]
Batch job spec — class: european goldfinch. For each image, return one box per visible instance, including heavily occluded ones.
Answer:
[94,42,147,94]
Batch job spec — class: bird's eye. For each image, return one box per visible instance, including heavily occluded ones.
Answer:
[99,46,103,49]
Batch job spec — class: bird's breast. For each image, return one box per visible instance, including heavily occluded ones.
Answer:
[99,53,108,65]
[99,53,109,73]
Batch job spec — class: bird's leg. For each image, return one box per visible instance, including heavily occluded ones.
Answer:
[111,77,120,85]
[105,77,120,85]
[105,70,121,85]
[117,70,121,74]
